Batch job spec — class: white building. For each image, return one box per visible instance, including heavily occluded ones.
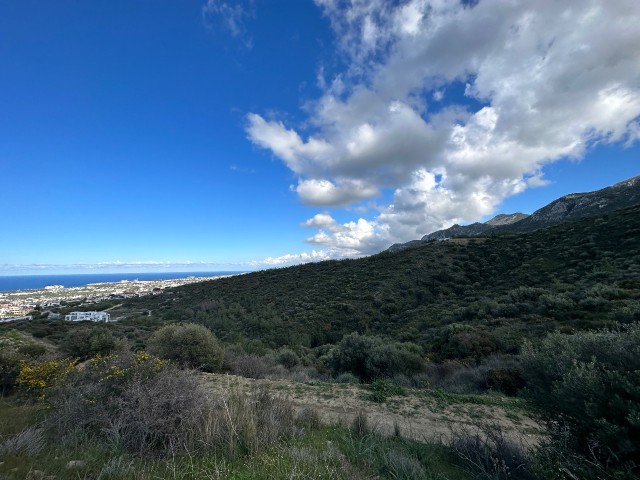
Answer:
[64,311,111,322]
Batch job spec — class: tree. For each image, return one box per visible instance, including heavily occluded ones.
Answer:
[148,323,223,372]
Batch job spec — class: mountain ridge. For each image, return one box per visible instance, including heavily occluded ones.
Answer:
[388,175,640,251]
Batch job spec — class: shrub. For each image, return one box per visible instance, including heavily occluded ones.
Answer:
[223,349,276,378]
[485,368,525,396]
[521,323,640,471]
[148,323,223,372]
[16,357,78,400]
[424,360,487,394]
[449,425,533,480]
[335,372,360,384]
[327,333,423,382]
[433,325,499,363]
[45,351,304,457]
[17,343,47,358]
[0,350,21,395]
[275,348,300,369]
[60,326,116,360]
[47,351,207,453]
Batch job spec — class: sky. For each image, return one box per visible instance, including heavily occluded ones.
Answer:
[1,0,639,275]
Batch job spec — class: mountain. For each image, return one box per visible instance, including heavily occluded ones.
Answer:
[389,175,640,251]
[421,211,529,241]
[494,176,640,234]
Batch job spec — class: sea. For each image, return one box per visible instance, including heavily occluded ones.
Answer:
[0,272,243,293]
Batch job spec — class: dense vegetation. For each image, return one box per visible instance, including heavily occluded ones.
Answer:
[521,323,640,474]
[116,205,640,359]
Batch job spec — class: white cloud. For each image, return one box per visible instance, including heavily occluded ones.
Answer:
[294,178,379,206]
[250,250,330,267]
[303,214,386,255]
[246,113,332,175]
[0,261,234,274]
[247,0,640,256]
[301,212,339,230]
[202,0,254,47]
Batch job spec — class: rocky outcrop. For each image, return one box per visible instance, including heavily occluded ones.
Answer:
[485,213,529,226]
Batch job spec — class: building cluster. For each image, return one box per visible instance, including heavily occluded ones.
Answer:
[0,304,35,317]
[0,274,226,323]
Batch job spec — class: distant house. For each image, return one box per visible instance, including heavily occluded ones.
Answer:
[64,311,111,322]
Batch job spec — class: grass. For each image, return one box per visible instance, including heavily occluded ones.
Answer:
[0,385,475,480]
[363,379,407,403]
[0,418,473,480]
[424,389,527,412]
[0,397,44,437]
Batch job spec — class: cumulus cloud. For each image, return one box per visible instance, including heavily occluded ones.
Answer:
[303,214,386,256]
[247,0,640,257]
[249,250,330,267]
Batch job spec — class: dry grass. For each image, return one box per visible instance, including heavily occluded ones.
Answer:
[0,426,45,456]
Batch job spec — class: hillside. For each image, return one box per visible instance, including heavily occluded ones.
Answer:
[116,205,640,359]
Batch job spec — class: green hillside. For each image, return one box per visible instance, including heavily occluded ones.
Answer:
[118,205,640,359]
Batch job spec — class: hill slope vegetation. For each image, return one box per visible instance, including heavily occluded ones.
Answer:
[118,205,640,360]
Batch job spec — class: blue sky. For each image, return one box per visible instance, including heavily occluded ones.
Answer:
[1,0,638,275]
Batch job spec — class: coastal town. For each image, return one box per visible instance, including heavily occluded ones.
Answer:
[0,275,227,322]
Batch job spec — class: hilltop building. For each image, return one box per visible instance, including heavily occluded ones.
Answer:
[64,311,111,322]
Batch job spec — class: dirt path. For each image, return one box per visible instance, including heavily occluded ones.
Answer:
[201,373,543,447]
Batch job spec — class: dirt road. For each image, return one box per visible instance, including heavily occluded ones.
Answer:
[201,373,543,446]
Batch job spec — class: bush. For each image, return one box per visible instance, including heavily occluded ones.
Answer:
[148,323,223,372]
[275,348,300,369]
[335,372,360,384]
[16,357,78,400]
[60,326,116,360]
[223,349,276,379]
[0,350,21,396]
[521,323,640,471]
[433,324,499,363]
[16,343,47,358]
[47,351,209,453]
[45,351,304,457]
[449,425,533,480]
[327,333,423,382]
[424,360,487,394]
[485,368,525,396]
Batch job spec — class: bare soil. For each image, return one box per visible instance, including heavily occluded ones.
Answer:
[201,373,543,447]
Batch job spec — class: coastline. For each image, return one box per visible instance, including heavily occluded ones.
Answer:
[0,271,243,292]
[0,273,238,318]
